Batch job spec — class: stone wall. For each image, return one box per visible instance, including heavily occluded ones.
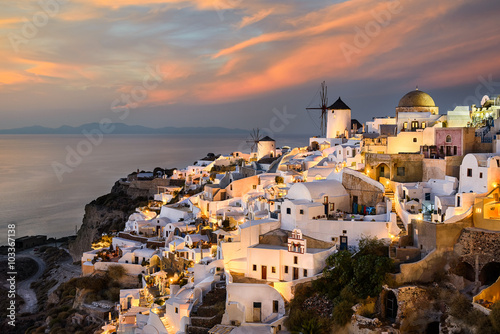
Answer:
[365,153,424,183]
[342,170,384,208]
[454,227,500,272]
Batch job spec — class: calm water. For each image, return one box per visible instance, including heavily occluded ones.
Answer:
[0,133,306,239]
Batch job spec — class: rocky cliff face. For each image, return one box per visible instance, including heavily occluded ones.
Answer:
[68,181,148,261]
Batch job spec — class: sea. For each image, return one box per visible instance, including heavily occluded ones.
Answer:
[0,133,307,240]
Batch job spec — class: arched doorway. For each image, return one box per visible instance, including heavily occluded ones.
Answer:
[454,261,475,282]
[426,321,440,334]
[385,291,398,320]
[376,163,390,182]
[479,262,500,285]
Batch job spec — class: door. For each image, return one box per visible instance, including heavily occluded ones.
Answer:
[261,266,267,280]
[293,267,299,280]
[253,302,262,322]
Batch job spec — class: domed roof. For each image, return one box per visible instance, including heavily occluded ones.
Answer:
[398,89,435,107]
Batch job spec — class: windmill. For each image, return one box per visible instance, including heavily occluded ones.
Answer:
[306,81,329,137]
[246,128,263,153]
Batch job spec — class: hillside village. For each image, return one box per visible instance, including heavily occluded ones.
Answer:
[61,89,500,334]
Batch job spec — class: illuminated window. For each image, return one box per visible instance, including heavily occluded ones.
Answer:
[421,122,426,129]
[403,122,408,129]
[272,267,276,273]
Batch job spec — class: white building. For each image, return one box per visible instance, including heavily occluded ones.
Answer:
[246,229,334,282]
[459,153,500,194]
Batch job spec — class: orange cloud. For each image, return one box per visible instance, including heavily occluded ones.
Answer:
[238,8,273,29]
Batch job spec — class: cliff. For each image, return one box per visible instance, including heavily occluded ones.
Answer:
[68,181,148,261]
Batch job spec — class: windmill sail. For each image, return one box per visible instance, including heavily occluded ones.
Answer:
[306,81,329,137]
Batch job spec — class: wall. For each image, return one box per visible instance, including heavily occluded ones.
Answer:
[412,215,473,254]
[225,283,285,324]
[435,127,464,155]
[396,249,458,284]
[226,175,260,198]
[291,218,392,246]
[94,261,145,276]
[454,227,500,272]
[342,169,384,208]
[365,153,424,183]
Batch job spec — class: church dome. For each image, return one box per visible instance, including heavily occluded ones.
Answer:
[398,89,435,107]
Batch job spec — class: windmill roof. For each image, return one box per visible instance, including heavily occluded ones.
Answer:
[260,136,275,142]
[328,97,350,110]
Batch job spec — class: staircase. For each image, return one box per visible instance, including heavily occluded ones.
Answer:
[384,188,406,234]
[161,316,175,333]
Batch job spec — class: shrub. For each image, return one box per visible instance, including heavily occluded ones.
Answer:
[108,264,126,280]
[491,301,500,332]
[332,300,354,326]
[449,294,472,319]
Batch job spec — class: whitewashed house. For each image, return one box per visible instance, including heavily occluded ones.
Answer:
[459,153,500,194]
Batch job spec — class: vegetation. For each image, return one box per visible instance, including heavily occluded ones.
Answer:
[491,302,500,332]
[286,237,394,332]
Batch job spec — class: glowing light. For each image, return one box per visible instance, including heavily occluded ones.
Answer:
[493,183,498,188]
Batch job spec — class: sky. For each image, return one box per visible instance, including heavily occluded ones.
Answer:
[2,0,500,135]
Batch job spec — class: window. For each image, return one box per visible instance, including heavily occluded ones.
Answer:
[397,167,405,176]
[303,269,308,277]
[294,256,298,264]
[446,135,452,143]
[403,122,408,129]
[277,205,281,210]
[286,208,291,214]
[272,266,276,273]
[299,209,304,215]
[252,185,257,189]
[273,300,279,313]
[425,193,431,201]
[467,168,472,177]
[480,172,483,179]
[175,307,178,313]
[413,138,417,143]
[421,122,426,129]
[411,121,419,130]
[323,196,328,204]
[253,264,257,271]
[284,266,288,274]
[454,146,457,155]
[329,203,335,211]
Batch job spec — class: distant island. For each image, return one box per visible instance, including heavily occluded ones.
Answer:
[0,123,246,135]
